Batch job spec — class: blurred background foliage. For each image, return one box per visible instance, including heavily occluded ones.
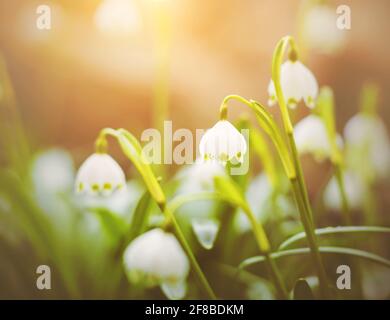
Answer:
[0,0,389,299]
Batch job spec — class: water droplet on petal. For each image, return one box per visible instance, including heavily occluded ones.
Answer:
[161,280,187,300]
[192,218,220,250]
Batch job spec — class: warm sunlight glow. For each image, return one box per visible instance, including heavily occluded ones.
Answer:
[94,0,141,36]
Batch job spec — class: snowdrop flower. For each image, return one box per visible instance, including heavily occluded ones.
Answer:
[174,159,225,221]
[123,228,190,298]
[235,173,296,233]
[199,120,247,165]
[268,60,318,109]
[75,153,126,196]
[176,159,226,194]
[294,115,343,161]
[302,5,347,54]
[324,171,366,210]
[32,149,75,194]
[77,181,143,219]
[344,114,390,179]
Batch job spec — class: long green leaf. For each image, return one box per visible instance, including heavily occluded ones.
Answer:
[279,226,390,250]
[239,246,390,270]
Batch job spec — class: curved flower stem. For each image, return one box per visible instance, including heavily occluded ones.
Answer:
[317,86,351,225]
[272,36,330,297]
[95,128,217,300]
[219,93,329,296]
[164,191,287,298]
[243,205,288,299]
[220,95,296,179]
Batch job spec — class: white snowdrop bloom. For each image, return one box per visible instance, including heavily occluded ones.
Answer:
[302,5,347,54]
[268,60,318,109]
[174,160,225,220]
[235,173,296,233]
[191,218,220,250]
[123,229,190,291]
[77,181,143,219]
[94,0,141,36]
[32,149,75,194]
[176,159,226,194]
[75,153,126,196]
[344,114,390,179]
[324,171,366,210]
[199,120,247,165]
[294,115,343,161]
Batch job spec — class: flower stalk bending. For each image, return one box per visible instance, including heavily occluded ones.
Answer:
[94,128,216,299]
[271,36,329,297]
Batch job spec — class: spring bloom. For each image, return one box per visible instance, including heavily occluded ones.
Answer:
[268,60,318,109]
[32,149,75,194]
[302,5,347,54]
[176,159,226,194]
[199,120,247,165]
[75,153,126,196]
[123,228,189,298]
[324,171,366,210]
[294,115,342,161]
[344,114,390,179]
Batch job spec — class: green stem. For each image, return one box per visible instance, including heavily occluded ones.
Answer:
[265,253,289,299]
[334,164,351,225]
[288,124,330,297]
[162,204,217,300]
[244,205,288,299]
[96,128,216,300]
[272,36,330,297]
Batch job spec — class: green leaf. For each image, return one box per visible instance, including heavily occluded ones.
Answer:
[92,208,127,242]
[214,176,248,210]
[113,190,153,259]
[278,226,390,250]
[214,176,270,253]
[166,192,220,214]
[293,279,314,300]
[239,246,390,270]
[117,129,166,206]
[127,190,152,242]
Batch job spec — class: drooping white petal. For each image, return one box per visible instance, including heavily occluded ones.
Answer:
[268,60,318,109]
[75,153,126,196]
[161,280,187,300]
[294,115,342,161]
[123,228,190,286]
[192,218,220,250]
[344,114,390,179]
[199,120,247,165]
[175,158,226,194]
[324,171,366,210]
